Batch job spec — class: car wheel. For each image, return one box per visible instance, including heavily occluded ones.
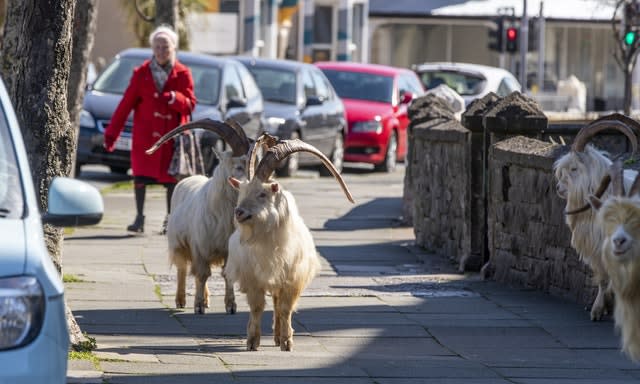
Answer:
[276,131,299,177]
[319,131,344,177]
[374,132,397,173]
[110,166,129,175]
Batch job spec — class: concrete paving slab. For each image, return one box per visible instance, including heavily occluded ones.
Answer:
[65,167,640,383]
[427,326,566,349]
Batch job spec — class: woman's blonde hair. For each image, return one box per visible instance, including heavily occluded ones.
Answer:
[149,24,178,48]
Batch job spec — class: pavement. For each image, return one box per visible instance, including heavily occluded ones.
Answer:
[64,165,640,384]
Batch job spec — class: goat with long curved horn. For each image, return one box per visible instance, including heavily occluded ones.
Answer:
[553,113,640,322]
[145,118,250,157]
[254,139,355,203]
[225,136,355,351]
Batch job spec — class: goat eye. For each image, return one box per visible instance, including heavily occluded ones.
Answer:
[258,191,267,199]
[570,167,578,172]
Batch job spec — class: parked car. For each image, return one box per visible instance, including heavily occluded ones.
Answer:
[316,61,424,172]
[412,62,521,106]
[0,76,104,383]
[76,48,265,176]
[235,56,346,176]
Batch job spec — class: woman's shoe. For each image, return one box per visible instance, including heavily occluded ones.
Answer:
[127,215,145,233]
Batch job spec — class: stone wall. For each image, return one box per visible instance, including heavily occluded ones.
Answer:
[487,136,596,304]
[412,119,473,271]
[404,92,640,306]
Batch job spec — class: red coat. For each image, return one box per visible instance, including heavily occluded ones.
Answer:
[104,59,196,183]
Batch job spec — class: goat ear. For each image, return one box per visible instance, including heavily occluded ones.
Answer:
[228,176,241,190]
[588,195,603,211]
[270,183,279,193]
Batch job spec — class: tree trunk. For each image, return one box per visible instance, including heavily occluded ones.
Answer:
[155,0,178,29]
[0,0,76,274]
[68,0,98,177]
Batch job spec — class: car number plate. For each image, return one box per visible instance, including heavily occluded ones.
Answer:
[114,137,132,151]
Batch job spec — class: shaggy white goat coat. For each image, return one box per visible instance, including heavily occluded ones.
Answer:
[225,178,321,351]
[554,145,637,320]
[595,196,640,361]
[167,151,247,314]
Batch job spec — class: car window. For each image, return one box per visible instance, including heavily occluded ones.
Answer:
[497,77,517,97]
[246,66,297,104]
[321,69,393,103]
[92,56,141,94]
[0,104,23,218]
[301,68,317,99]
[235,63,261,101]
[418,70,486,96]
[223,64,246,101]
[189,64,221,105]
[401,73,424,96]
[310,68,330,101]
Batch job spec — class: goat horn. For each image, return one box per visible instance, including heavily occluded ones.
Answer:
[255,139,355,203]
[572,115,638,153]
[145,118,249,157]
[224,118,251,155]
[549,136,557,145]
[564,174,612,215]
[611,160,625,196]
[559,136,566,145]
[629,172,640,197]
[248,132,279,180]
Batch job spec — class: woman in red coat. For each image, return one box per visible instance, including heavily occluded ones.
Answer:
[104,25,196,234]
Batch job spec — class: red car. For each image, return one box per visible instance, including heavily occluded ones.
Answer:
[316,61,424,172]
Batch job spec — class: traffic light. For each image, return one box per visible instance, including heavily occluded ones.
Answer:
[625,29,636,46]
[488,17,504,52]
[505,26,518,53]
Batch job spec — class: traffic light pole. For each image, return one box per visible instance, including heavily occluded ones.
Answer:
[520,0,528,91]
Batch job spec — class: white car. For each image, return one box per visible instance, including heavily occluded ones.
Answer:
[412,62,521,106]
[0,74,104,383]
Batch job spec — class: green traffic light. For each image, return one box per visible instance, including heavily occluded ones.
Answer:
[625,31,636,45]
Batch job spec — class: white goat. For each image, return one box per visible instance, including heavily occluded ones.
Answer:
[588,164,640,362]
[553,113,638,321]
[225,134,354,351]
[146,118,250,314]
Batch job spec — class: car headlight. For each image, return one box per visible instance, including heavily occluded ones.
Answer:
[79,109,96,129]
[351,117,382,134]
[265,117,286,134]
[0,276,45,350]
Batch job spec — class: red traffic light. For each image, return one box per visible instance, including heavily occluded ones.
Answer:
[506,27,518,41]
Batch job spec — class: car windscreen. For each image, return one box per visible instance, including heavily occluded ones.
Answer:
[190,64,221,105]
[321,70,393,103]
[246,67,297,104]
[91,56,221,105]
[92,57,141,94]
[0,104,23,219]
[418,70,486,96]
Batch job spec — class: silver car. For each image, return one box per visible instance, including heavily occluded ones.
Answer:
[0,75,103,383]
[412,62,521,106]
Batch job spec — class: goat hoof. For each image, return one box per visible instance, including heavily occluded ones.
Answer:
[226,303,237,314]
[247,338,260,351]
[280,339,293,351]
[194,305,206,315]
[274,337,280,346]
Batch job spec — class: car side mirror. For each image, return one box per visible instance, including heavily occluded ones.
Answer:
[42,177,104,227]
[400,91,414,104]
[305,96,323,107]
[227,97,247,110]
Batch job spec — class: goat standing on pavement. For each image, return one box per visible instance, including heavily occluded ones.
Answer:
[553,113,639,321]
[588,163,640,361]
[225,134,354,351]
[146,118,250,314]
